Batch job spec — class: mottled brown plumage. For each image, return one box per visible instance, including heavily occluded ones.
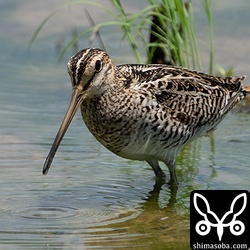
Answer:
[43,48,247,184]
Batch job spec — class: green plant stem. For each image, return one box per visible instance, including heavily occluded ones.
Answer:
[30,0,214,71]
[202,0,214,74]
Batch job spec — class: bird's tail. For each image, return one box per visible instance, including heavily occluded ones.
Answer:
[243,86,250,95]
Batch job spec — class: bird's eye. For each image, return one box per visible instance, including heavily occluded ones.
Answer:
[95,60,102,72]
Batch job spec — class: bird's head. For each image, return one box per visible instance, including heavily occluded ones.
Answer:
[67,48,113,99]
[43,48,113,175]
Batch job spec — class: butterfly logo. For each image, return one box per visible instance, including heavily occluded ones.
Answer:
[193,192,247,241]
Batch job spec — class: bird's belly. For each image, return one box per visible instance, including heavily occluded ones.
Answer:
[116,132,183,162]
[83,114,184,162]
[81,100,216,163]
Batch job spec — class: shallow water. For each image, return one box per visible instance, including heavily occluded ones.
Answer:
[0,1,250,249]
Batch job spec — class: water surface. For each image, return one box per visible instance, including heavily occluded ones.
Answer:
[0,1,250,249]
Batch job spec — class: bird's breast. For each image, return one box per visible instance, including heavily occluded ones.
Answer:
[79,94,192,161]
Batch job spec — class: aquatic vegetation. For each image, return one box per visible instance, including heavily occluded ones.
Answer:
[31,0,214,72]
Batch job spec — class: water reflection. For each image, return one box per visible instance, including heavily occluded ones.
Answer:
[0,117,249,249]
[82,182,190,249]
[0,179,187,249]
[1,1,250,248]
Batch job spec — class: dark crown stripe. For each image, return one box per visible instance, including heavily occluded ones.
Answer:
[76,49,94,84]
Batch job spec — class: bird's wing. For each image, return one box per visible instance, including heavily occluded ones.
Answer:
[117,64,245,128]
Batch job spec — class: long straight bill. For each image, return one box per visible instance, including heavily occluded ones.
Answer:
[43,87,83,175]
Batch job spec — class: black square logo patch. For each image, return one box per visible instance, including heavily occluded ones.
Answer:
[190,190,249,249]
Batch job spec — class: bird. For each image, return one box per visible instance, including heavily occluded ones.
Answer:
[43,48,248,185]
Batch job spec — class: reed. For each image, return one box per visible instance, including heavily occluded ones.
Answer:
[30,0,213,71]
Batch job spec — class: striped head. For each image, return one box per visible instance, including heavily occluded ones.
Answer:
[67,48,113,98]
[43,48,113,175]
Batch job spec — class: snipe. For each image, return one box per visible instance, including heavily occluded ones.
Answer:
[43,48,248,185]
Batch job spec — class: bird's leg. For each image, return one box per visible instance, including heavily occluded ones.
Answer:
[146,159,166,179]
[166,160,179,185]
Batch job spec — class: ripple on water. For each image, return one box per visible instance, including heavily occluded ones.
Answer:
[18,206,78,220]
[0,191,142,249]
[10,204,140,229]
[0,178,144,247]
